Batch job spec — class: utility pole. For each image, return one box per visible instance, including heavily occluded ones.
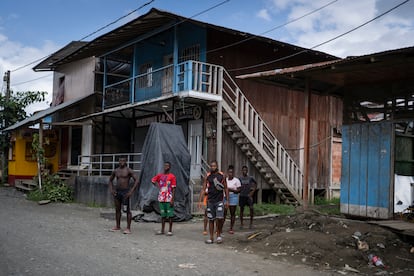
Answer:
[4,70,10,99]
[1,70,11,184]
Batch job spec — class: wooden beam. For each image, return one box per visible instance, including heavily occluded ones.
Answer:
[49,122,93,126]
[303,78,311,208]
[216,101,223,169]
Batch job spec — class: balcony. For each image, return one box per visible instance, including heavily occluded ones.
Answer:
[103,60,223,109]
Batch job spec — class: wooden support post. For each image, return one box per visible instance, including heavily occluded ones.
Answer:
[303,78,311,208]
[258,180,262,204]
[216,101,223,169]
[38,121,44,191]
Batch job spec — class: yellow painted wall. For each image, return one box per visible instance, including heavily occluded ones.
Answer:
[8,129,60,179]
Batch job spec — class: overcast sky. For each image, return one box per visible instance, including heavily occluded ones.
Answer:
[1,0,413,114]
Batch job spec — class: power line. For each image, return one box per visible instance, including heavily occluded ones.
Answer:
[285,136,332,151]
[228,0,410,72]
[11,55,52,73]
[11,74,52,86]
[9,0,230,84]
[11,0,157,73]
[79,0,155,41]
[206,0,338,54]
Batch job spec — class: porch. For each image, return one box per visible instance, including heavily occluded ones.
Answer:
[73,59,305,205]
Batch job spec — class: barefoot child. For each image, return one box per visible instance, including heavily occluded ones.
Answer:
[152,162,176,236]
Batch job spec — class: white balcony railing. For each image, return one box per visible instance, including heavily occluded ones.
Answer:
[77,153,142,176]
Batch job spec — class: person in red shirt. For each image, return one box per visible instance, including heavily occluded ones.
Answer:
[151,162,176,236]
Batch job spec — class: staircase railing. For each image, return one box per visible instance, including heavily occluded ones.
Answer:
[187,61,303,201]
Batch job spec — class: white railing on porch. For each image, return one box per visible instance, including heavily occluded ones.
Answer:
[77,153,142,176]
[181,61,303,201]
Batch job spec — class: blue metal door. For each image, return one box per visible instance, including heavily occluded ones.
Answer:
[340,122,394,219]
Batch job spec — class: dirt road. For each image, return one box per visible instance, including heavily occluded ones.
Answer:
[0,187,329,276]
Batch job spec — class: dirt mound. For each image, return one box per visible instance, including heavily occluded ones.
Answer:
[226,210,414,275]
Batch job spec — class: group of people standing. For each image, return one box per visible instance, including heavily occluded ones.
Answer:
[200,161,257,244]
[108,157,257,245]
[108,158,177,235]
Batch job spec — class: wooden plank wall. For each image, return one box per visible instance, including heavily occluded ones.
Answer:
[206,28,343,189]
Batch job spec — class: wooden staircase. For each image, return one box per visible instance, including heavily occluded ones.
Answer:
[188,61,304,204]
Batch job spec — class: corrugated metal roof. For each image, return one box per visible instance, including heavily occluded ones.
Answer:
[36,8,337,71]
[237,46,414,80]
[237,59,343,79]
[235,46,414,97]
[33,41,88,71]
[4,94,95,131]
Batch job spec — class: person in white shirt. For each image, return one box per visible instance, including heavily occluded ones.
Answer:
[225,165,241,234]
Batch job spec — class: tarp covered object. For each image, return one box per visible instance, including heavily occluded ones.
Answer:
[134,123,192,221]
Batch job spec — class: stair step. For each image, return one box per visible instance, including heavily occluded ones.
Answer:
[223,113,231,119]
[236,138,249,145]
[240,144,250,152]
[264,173,273,180]
[223,119,235,127]
[250,156,258,164]
[15,180,38,191]
[259,167,268,174]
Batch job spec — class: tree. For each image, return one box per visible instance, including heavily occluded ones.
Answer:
[0,90,47,183]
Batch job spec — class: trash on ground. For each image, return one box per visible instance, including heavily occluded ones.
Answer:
[248,232,262,240]
[271,252,287,257]
[344,264,360,273]
[178,263,196,269]
[368,254,385,267]
[377,243,385,249]
[357,240,370,251]
[353,231,362,238]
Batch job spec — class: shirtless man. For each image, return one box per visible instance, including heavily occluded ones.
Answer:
[109,157,140,234]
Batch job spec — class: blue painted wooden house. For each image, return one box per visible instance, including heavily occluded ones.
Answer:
[7,9,342,207]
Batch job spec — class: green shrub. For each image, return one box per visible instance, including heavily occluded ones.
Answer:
[27,174,73,203]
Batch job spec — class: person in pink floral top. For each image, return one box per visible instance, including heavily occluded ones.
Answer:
[151,162,176,236]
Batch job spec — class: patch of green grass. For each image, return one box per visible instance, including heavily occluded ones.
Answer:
[314,196,340,205]
[312,197,341,216]
[27,189,48,201]
[236,203,296,216]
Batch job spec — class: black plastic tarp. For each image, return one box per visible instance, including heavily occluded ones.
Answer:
[134,123,192,221]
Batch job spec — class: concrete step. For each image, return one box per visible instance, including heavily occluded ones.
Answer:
[15,180,38,191]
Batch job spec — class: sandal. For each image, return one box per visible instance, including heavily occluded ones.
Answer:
[109,227,121,232]
[228,230,234,234]
[123,229,131,234]
[205,239,213,244]
[216,236,223,244]
[202,231,208,235]
[155,231,165,235]
[166,232,173,236]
